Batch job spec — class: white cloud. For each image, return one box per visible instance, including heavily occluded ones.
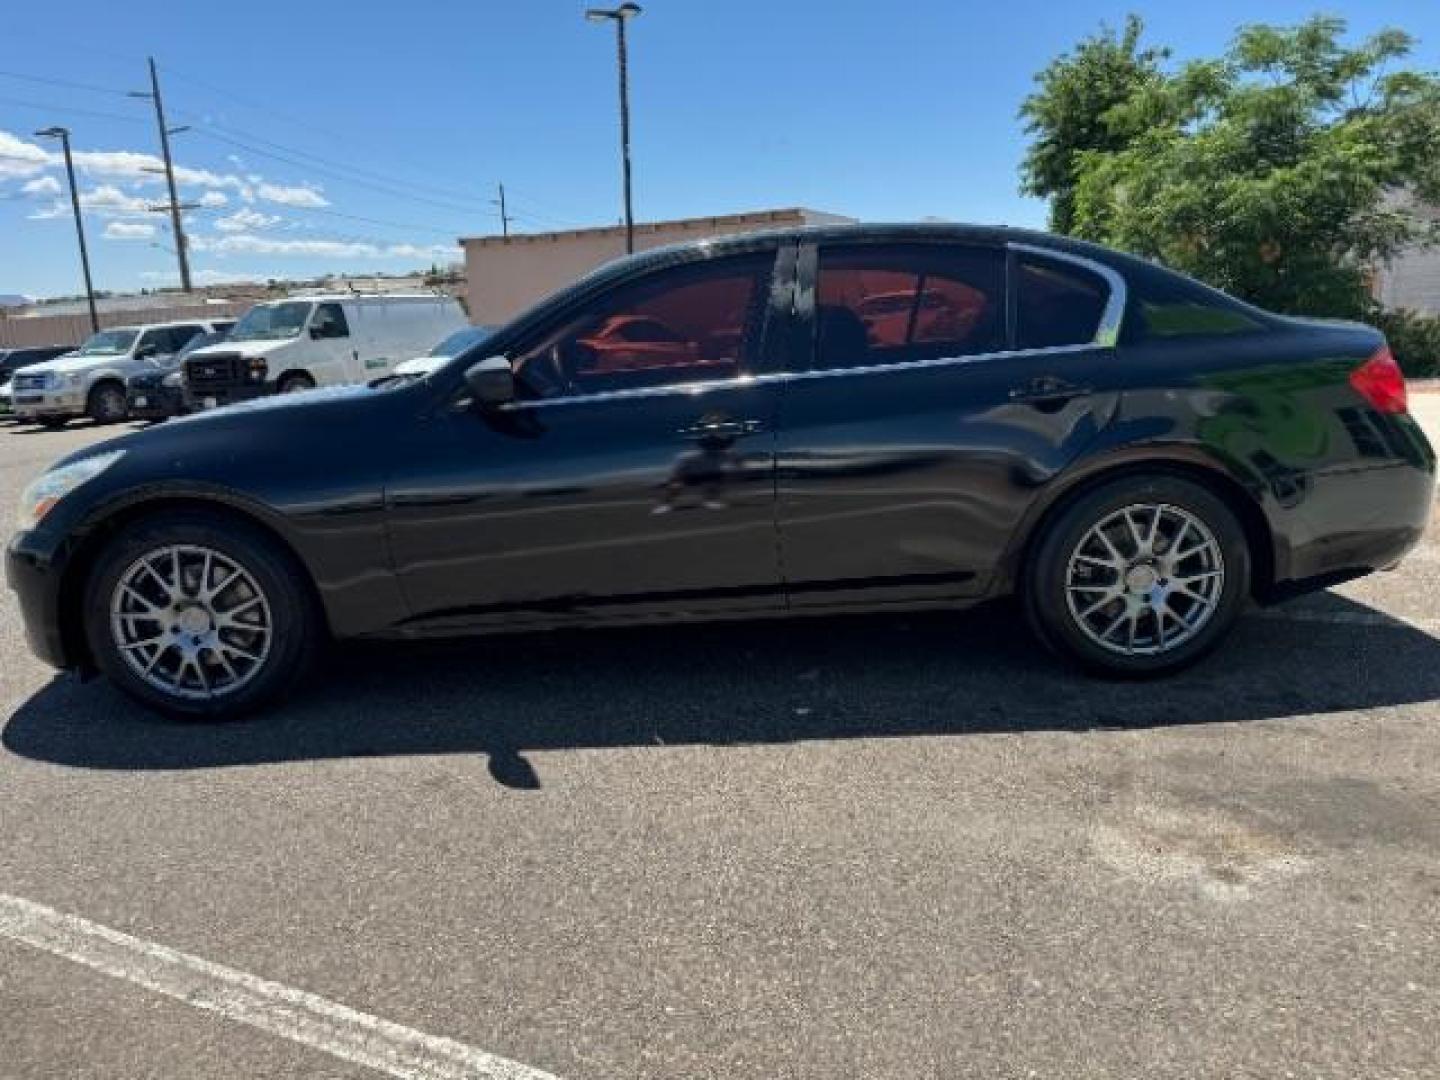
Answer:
[197,190,229,209]
[197,234,377,257]
[82,184,152,216]
[104,220,157,240]
[214,207,281,232]
[0,130,50,179]
[194,233,450,261]
[256,182,329,208]
[20,174,62,196]
[386,242,458,259]
[2,129,329,205]
[141,268,265,285]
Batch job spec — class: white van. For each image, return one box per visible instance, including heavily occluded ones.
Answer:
[181,294,466,409]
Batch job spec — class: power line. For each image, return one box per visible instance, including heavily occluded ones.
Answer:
[157,68,592,227]
[0,69,135,98]
[187,127,491,215]
[0,94,148,125]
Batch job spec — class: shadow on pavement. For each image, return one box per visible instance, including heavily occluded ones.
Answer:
[7,590,1440,786]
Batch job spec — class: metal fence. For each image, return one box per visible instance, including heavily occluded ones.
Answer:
[0,302,252,349]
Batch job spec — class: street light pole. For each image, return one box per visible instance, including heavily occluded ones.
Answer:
[585,3,642,254]
[35,127,99,334]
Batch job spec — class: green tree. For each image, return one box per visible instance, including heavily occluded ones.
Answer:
[1021,15,1440,322]
[1019,15,1169,234]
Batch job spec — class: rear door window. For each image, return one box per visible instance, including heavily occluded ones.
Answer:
[1015,256,1110,350]
[814,245,1006,370]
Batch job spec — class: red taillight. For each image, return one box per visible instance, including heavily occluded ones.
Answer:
[1349,346,1408,414]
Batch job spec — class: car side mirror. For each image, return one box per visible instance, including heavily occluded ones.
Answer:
[308,324,326,340]
[464,355,515,408]
[136,344,158,359]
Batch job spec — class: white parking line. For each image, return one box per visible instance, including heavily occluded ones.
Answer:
[0,893,560,1080]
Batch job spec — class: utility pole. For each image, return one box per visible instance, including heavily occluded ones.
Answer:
[492,182,511,238]
[585,4,642,254]
[34,127,99,334]
[130,58,193,291]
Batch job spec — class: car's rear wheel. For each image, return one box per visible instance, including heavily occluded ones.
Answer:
[84,511,319,720]
[1024,474,1251,677]
[87,381,128,425]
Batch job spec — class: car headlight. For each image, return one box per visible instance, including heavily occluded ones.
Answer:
[15,450,125,532]
[162,372,182,388]
[68,374,83,387]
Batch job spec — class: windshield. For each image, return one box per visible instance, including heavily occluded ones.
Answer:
[229,302,313,342]
[75,329,138,356]
[428,326,491,357]
[177,332,223,360]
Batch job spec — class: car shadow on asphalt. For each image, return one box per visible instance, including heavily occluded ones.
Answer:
[6,590,1440,787]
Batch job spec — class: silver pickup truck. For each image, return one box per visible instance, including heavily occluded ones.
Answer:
[11,318,232,427]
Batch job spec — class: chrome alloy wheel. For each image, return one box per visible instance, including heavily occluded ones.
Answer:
[109,545,273,700]
[1063,503,1225,657]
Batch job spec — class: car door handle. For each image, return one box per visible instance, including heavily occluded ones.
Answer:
[677,418,765,440]
[1008,375,1092,404]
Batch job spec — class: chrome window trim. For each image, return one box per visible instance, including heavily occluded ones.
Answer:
[1008,241,1126,348]
[500,241,1127,413]
[501,342,1101,412]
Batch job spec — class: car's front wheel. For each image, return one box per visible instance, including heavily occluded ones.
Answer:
[1024,474,1251,677]
[84,510,319,719]
[87,381,128,425]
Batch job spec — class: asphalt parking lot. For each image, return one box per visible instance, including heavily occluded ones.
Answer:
[1,401,1438,1079]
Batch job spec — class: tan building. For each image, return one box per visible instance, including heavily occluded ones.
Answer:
[460,207,854,326]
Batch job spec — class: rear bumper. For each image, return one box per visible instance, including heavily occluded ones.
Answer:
[1275,457,1435,591]
[6,530,72,670]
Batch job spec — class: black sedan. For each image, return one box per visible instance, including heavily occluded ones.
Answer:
[125,329,232,421]
[7,224,1435,719]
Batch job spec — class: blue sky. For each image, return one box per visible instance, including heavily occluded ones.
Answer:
[2,0,1437,298]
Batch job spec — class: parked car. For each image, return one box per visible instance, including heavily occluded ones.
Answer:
[182,294,466,411]
[126,329,232,421]
[380,325,497,385]
[7,224,1435,720]
[0,346,77,417]
[11,321,226,427]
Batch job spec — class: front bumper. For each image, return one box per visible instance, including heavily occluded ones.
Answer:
[126,384,184,421]
[6,530,72,670]
[183,383,270,411]
[13,389,84,419]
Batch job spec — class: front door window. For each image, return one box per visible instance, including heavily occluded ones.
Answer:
[512,255,773,398]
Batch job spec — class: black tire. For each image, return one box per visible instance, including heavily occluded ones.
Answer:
[86,381,128,425]
[38,417,68,429]
[83,510,320,720]
[277,372,316,395]
[1023,474,1251,678]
